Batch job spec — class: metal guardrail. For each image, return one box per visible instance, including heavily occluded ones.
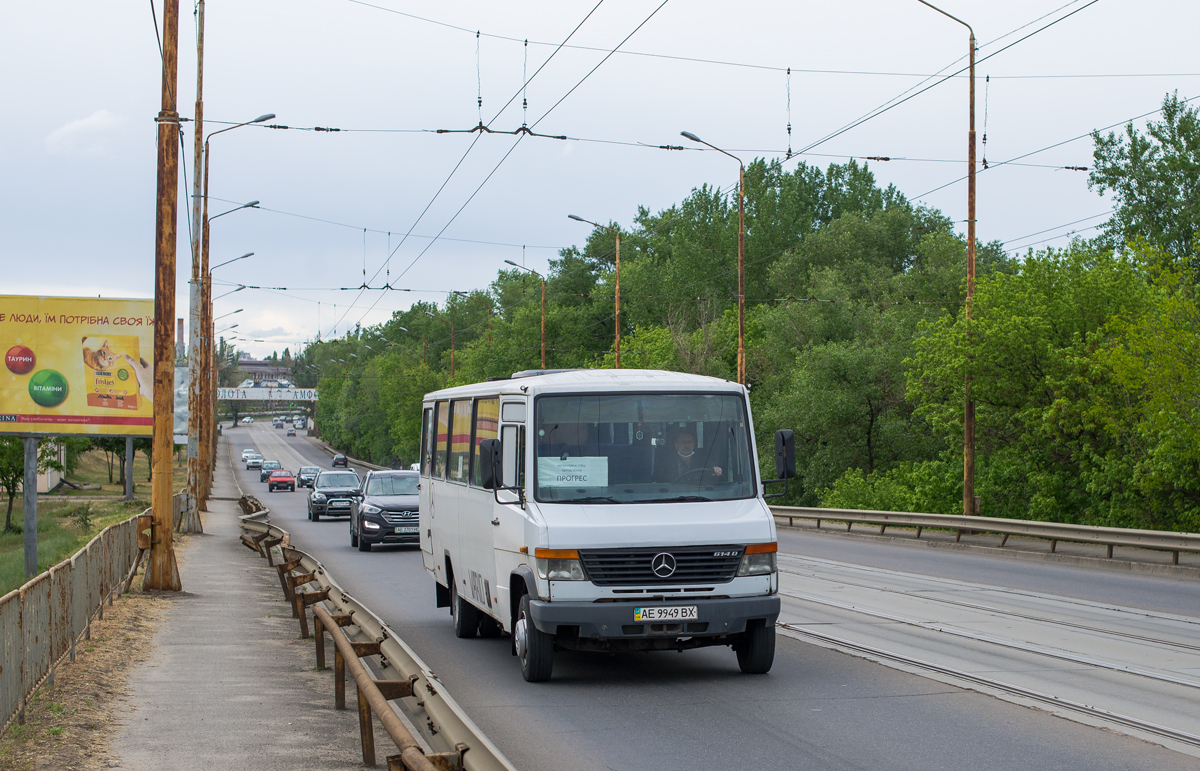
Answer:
[238,499,516,771]
[771,506,1200,564]
[0,503,159,734]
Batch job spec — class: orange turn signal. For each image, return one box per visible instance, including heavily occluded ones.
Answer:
[745,542,777,555]
[534,548,580,559]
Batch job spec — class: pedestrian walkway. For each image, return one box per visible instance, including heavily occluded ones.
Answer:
[112,436,370,770]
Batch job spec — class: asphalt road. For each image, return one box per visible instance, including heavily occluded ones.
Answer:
[228,422,1199,771]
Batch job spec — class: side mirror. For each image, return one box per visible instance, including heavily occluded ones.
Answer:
[763,429,796,499]
[774,429,796,480]
[479,438,500,490]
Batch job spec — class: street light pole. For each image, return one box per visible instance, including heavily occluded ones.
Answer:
[186,0,206,527]
[681,131,745,385]
[568,215,622,368]
[918,0,977,518]
[504,260,546,368]
[425,312,455,378]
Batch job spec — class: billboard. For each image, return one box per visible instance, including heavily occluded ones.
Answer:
[217,386,318,401]
[1,295,156,436]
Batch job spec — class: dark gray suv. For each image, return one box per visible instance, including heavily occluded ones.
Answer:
[307,470,361,521]
[350,470,420,552]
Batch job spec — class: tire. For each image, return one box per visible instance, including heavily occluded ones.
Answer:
[307,504,312,521]
[478,615,502,638]
[358,532,371,552]
[312,509,321,522]
[735,620,776,674]
[514,594,553,682]
[450,578,479,639]
[350,525,358,548]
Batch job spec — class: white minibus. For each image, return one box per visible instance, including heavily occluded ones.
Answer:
[419,369,793,682]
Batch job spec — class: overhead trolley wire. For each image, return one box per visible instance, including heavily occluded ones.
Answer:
[345,0,671,333]
[323,0,608,340]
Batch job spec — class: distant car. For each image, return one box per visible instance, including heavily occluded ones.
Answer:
[297,466,321,488]
[350,470,420,552]
[332,454,348,468]
[273,418,284,428]
[408,462,420,471]
[268,469,296,492]
[259,460,282,482]
[245,453,263,469]
[286,428,296,437]
[241,416,254,424]
[241,449,257,462]
[308,470,361,521]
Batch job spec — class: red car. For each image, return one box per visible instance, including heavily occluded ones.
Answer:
[268,469,296,492]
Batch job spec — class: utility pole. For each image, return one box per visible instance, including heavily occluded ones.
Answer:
[147,0,182,591]
[964,29,977,518]
[185,0,206,531]
[916,0,977,519]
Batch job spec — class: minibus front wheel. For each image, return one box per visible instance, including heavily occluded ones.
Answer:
[515,594,554,682]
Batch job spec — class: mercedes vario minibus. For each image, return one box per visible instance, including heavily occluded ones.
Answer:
[419,369,793,682]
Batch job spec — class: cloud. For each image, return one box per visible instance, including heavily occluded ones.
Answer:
[45,110,127,157]
[252,327,290,338]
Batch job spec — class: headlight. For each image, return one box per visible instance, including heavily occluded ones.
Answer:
[361,503,382,514]
[534,548,586,581]
[363,520,381,530]
[737,543,777,576]
[311,492,326,502]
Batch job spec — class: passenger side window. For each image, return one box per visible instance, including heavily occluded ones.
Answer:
[448,399,472,483]
[471,397,499,487]
[434,401,449,479]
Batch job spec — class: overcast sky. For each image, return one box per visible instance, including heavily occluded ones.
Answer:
[3,1,1196,358]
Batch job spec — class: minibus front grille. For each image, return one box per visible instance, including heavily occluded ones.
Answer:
[579,545,743,586]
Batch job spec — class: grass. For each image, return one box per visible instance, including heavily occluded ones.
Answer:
[38,444,186,500]
[0,449,187,596]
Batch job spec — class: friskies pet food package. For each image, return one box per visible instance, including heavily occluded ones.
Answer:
[82,335,140,410]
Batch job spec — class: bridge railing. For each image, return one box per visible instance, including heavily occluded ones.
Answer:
[771,506,1200,564]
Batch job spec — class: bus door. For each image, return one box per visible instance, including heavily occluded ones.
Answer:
[418,404,435,558]
[491,399,527,629]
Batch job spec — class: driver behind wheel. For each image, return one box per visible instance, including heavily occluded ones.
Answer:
[655,429,722,483]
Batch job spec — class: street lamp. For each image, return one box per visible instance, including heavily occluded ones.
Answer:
[681,130,746,385]
[209,200,259,222]
[188,111,272,514]
[213,285,245,301]
[504,260,546,369]
[216,324,238,334]
[917,0,977,519]
[215,308,243,321]
[210,252,254,272]
[569,214,622,368]
[453,291,493,344]
[395,327,427,365]
[425,312,455,378]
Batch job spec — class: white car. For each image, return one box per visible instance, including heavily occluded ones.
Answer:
[241,416,254,424]
[241,448,257,462]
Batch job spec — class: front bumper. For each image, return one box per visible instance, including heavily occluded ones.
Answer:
[527,595,779,639]
[311,500,354,516]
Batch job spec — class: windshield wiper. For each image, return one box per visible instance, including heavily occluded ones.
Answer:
[653,495,713,502]
[556,496,626,504]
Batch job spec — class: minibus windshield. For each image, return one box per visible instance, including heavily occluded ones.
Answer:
[534,393,755,504]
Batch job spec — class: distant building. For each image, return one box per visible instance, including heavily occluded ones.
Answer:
[236,356,291,384]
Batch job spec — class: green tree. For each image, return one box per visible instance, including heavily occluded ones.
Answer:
[906,243,1153,523]
[1,439,65,532]
[1090,92,1200,266]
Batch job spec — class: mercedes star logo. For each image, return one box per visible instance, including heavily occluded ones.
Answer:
[651,552,677,578]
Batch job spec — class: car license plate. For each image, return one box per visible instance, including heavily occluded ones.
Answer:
[634,606,697,622]
[395,526,419,534]
[331,500,350,507]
